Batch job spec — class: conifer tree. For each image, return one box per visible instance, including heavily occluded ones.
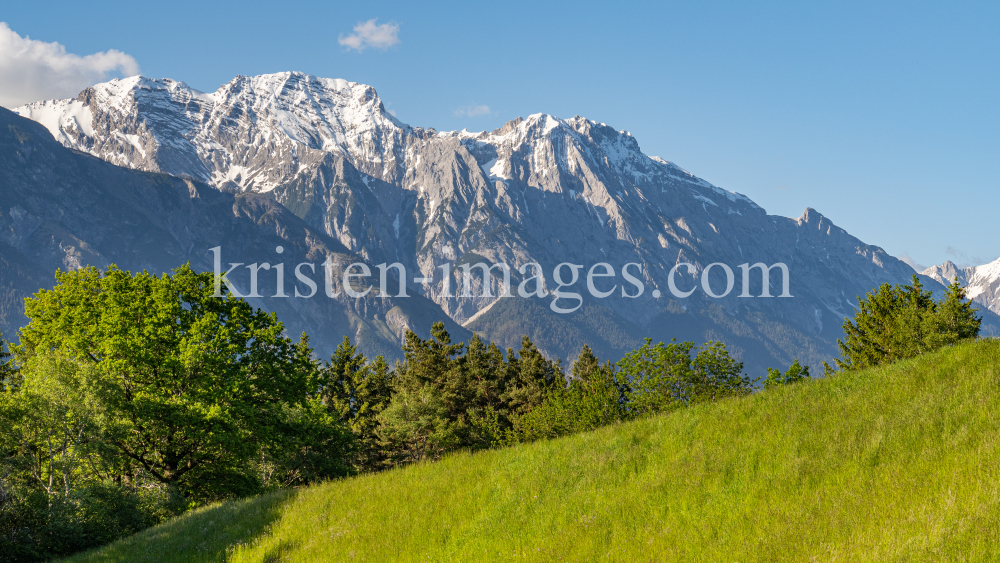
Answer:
[320,336,393,472]
[836,275,981,370]
[926,280,982,347]
[377,323,467,465]
[503,336,562,416]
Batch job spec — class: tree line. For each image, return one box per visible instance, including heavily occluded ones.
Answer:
[0,267,981,561]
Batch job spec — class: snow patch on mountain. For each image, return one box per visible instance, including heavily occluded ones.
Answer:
[15,99,95,141]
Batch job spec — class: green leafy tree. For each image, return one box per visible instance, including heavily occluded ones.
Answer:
[0,355,100,499]
[764,359,810,388]
[688,341,756,401]
[0,353,183,563]
[15,265,349,500]
[617,338,754,416]
[0,333,17,391]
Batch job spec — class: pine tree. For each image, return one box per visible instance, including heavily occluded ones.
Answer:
[320,336,393,472]
[836,275,981,370]
[571,344,601,382]
[377,323,468,465]
[503,335,562,416]
[926,280,982,347]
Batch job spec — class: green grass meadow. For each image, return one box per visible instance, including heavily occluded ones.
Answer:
[64,339,1000,562]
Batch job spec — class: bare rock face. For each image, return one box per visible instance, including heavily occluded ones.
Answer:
[14,73,996,373]
[923,258,1000,322]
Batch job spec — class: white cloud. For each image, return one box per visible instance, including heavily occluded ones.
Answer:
[898,252,927,273]
[338,19,400,52]
[0,22,139,108]
[454,104,491,117]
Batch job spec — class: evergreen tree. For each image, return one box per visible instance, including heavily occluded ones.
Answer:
[926,280,982,347]
[571,344,602,382]
[319,337,393,472]
[377,323,468,465]
[836,275,981,370]
[507,345,625,443]
[503,336,562,416]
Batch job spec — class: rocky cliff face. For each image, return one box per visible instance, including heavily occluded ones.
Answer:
[14,72,993,373]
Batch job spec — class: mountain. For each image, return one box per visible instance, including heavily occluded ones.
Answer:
[0,106,468,361]
[922,258,1000,325]
[12,72,996,372]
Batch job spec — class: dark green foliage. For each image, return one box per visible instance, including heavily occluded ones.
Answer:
[374,329,756,452]
[0,482,175,563]
[319,337,392,472]
[509,345,628,442]
[377,323,468,464]
[259,334,354,487]
[764,359,810,388]
[376,324,565,463]
[507,339,755,444]
[503,336,563,417]
[837,276,981,370]
[926,280,983,345]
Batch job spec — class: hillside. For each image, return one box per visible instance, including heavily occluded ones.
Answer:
[63,339,1000,562]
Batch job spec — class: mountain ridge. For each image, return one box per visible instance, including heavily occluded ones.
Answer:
[0,106,468,362]
[10,72,996,371]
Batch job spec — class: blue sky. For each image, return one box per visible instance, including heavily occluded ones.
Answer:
[4,0,999,270]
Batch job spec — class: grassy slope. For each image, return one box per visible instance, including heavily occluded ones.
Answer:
[65,339,1000,562]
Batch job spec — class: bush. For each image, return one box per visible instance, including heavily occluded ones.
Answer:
[0,482,179,563]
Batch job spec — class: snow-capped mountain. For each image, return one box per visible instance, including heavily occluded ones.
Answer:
[13,72,993,371]
[922,258,1000,318]
[15,73,409,192]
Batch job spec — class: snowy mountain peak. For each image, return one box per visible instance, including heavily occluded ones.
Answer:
[14,72,409,190]
[922,256,1000,315]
